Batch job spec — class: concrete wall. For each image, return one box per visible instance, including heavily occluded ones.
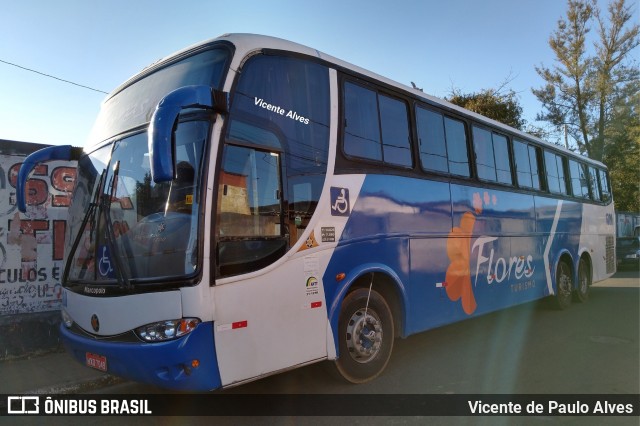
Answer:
[0,140,77,359]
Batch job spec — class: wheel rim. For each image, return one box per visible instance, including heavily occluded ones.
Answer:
[345,308,383,363]
[558,263,572,302]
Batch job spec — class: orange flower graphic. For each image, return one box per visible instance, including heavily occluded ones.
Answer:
[444,191,496,315]
[445,211,478,315]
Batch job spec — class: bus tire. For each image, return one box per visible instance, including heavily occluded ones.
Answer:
[555,260,573,310]
[574,257,590,303]
[333,287,394,384]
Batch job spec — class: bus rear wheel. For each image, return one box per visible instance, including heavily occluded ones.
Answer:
[574,257,590,303]
[334,287,394,383]
[555,260,573,310]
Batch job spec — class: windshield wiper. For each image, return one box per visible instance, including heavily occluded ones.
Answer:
[63,170,105,284]
[101,160,133,291]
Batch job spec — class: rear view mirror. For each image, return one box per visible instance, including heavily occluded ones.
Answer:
[148,85,227,183]
[16,145,81,213]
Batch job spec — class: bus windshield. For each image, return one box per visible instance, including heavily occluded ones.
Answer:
[63,46,231,289]
[65,121,208,287]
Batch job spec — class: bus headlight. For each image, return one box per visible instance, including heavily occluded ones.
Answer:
[61,309,73,328]
[135,318,200,342]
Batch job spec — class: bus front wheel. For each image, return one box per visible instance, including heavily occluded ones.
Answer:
[334,287,394,384]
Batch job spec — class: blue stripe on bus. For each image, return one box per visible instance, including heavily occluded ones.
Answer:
[323,175,584,350]
[60,321,221,391]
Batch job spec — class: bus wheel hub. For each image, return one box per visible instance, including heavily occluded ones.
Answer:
[346,308,383,363]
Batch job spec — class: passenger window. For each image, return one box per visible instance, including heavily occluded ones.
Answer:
[514,140,532,188]
[472,126,512,185]
[473,127,495,181]
[379,94,412,167]
[598,169,611,203]
[569,159,590,199]
[544,151,568,195]
[514,140,541,190]
[343,82,411,167]
[343,82,382,161]
[444,117,470,177]
[588,166,600,201]
[416,107,448,173]
[529,145,541,190]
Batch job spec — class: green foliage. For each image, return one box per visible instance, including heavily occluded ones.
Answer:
[603,91,640,211]
[447,87,526,130]
[533,0,639,209]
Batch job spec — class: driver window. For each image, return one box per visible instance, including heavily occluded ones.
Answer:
[218,145,282,237]
[217,144,287,277]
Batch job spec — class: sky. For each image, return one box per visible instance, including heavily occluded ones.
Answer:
[1,0,636,147]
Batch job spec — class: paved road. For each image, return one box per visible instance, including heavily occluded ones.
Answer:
[8,268,633,426]
[48,267,634,425]
[97,267,638,397]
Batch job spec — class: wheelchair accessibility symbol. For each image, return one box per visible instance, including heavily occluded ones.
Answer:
[98,246,114,278]
[330,187,350,216]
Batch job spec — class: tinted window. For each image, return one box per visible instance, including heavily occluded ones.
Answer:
[94,48,230,143]
[472,126,512,185]
[529,145,541,190]
[514,140,532,188]
[569,159,590,199]
[598,169,611,203]
[416,107,448,173]
[514,140,541,190]
[493,134,512,185]
[343,82,412,167]
[588,166,599,201]
[344,82,381,161]
[379,95,412,166]
[544,151,568,195]
[444,117,470,177]
[473,126,495,181]
[223,54,330,277]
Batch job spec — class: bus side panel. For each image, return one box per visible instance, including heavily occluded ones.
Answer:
[580,202,616,282]
[213,253,331,387]
[410,185,545,334]
[442,186,543,321]
[323,237,410,338]
[534,197,583,294]
[324,175,451,338]
[338,175,452,240]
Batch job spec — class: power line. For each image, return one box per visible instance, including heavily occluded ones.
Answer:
[0,58,108,94]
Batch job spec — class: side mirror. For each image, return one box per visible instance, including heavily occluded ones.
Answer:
[16,145,81,213]
[148,85,228,183]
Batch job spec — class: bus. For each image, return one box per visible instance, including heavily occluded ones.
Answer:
[16,33,616,391]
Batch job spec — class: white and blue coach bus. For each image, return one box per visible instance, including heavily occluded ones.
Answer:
[17,34,615,391]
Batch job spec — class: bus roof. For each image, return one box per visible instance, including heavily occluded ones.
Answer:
[107,33,606,169]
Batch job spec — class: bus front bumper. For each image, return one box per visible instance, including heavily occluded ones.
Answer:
[60,321,222,391]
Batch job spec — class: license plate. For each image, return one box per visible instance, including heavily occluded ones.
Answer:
[86,352,107,372]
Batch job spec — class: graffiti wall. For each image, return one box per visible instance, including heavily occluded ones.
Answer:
[0,141,77,315]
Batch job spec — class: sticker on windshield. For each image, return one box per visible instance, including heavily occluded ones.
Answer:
[254,97,310,125]
[97,245,114,278]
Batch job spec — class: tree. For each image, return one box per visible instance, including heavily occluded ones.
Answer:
[447,84,527,130]
[603,90,640,211]
[533,0,639,162]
